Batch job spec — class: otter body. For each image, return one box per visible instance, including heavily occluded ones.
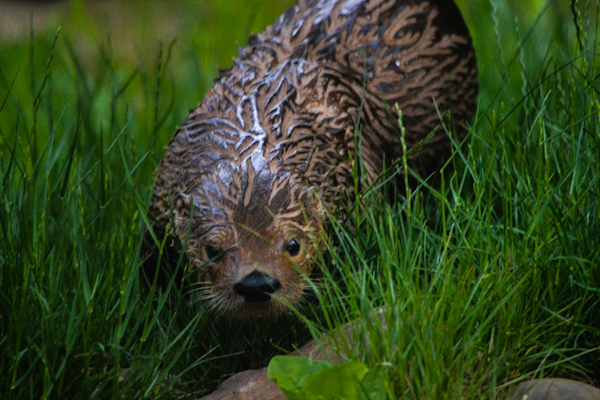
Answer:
[147,0,478,317]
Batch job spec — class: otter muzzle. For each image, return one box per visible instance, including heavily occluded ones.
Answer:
[234,269,281,303]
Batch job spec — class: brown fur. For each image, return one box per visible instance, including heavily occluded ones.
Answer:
[145,0,478,317]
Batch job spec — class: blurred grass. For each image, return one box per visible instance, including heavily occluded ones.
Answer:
[0,0,599,399]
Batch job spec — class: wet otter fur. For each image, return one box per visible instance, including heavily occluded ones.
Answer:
[145,0,478,318]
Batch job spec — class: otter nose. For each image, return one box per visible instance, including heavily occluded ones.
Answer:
[234,269,281,302]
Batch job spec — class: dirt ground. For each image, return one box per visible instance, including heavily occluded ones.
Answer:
[0,0,69,39]
[0,0,186,67]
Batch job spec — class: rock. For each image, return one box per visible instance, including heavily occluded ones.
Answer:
[196,333,348,399]
[198,369,284,400]
[507,378,600,400]
[196,311,371,399]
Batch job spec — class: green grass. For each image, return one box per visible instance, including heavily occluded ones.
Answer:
[0,0,599,399]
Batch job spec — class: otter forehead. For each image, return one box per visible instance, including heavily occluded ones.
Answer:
[175,156,319,242]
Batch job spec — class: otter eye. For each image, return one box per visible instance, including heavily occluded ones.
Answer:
[205,245,222,261]
[286,239,301,256]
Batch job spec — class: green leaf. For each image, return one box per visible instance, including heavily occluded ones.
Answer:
[303,360,369,400]
[268,356,332,400]
[358,366,387,400]
[269,357,386,400]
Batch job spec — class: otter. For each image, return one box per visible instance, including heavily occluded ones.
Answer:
[145,0,478,318]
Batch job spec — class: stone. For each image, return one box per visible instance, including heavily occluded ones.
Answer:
[196,312,369,399]
[507,378,600,400]
[198,369,284,400]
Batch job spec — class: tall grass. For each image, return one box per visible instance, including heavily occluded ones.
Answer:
[0,0,598,399]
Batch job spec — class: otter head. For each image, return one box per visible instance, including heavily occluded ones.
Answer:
[170,149,327,318]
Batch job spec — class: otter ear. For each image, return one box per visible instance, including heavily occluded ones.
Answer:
[300,188,326,227]
[172,193,193,240]
[174,192,211,241]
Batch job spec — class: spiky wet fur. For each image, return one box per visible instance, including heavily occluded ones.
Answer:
[145,0,478,318]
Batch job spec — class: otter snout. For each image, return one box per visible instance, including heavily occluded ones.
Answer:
[234,269,281,303]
